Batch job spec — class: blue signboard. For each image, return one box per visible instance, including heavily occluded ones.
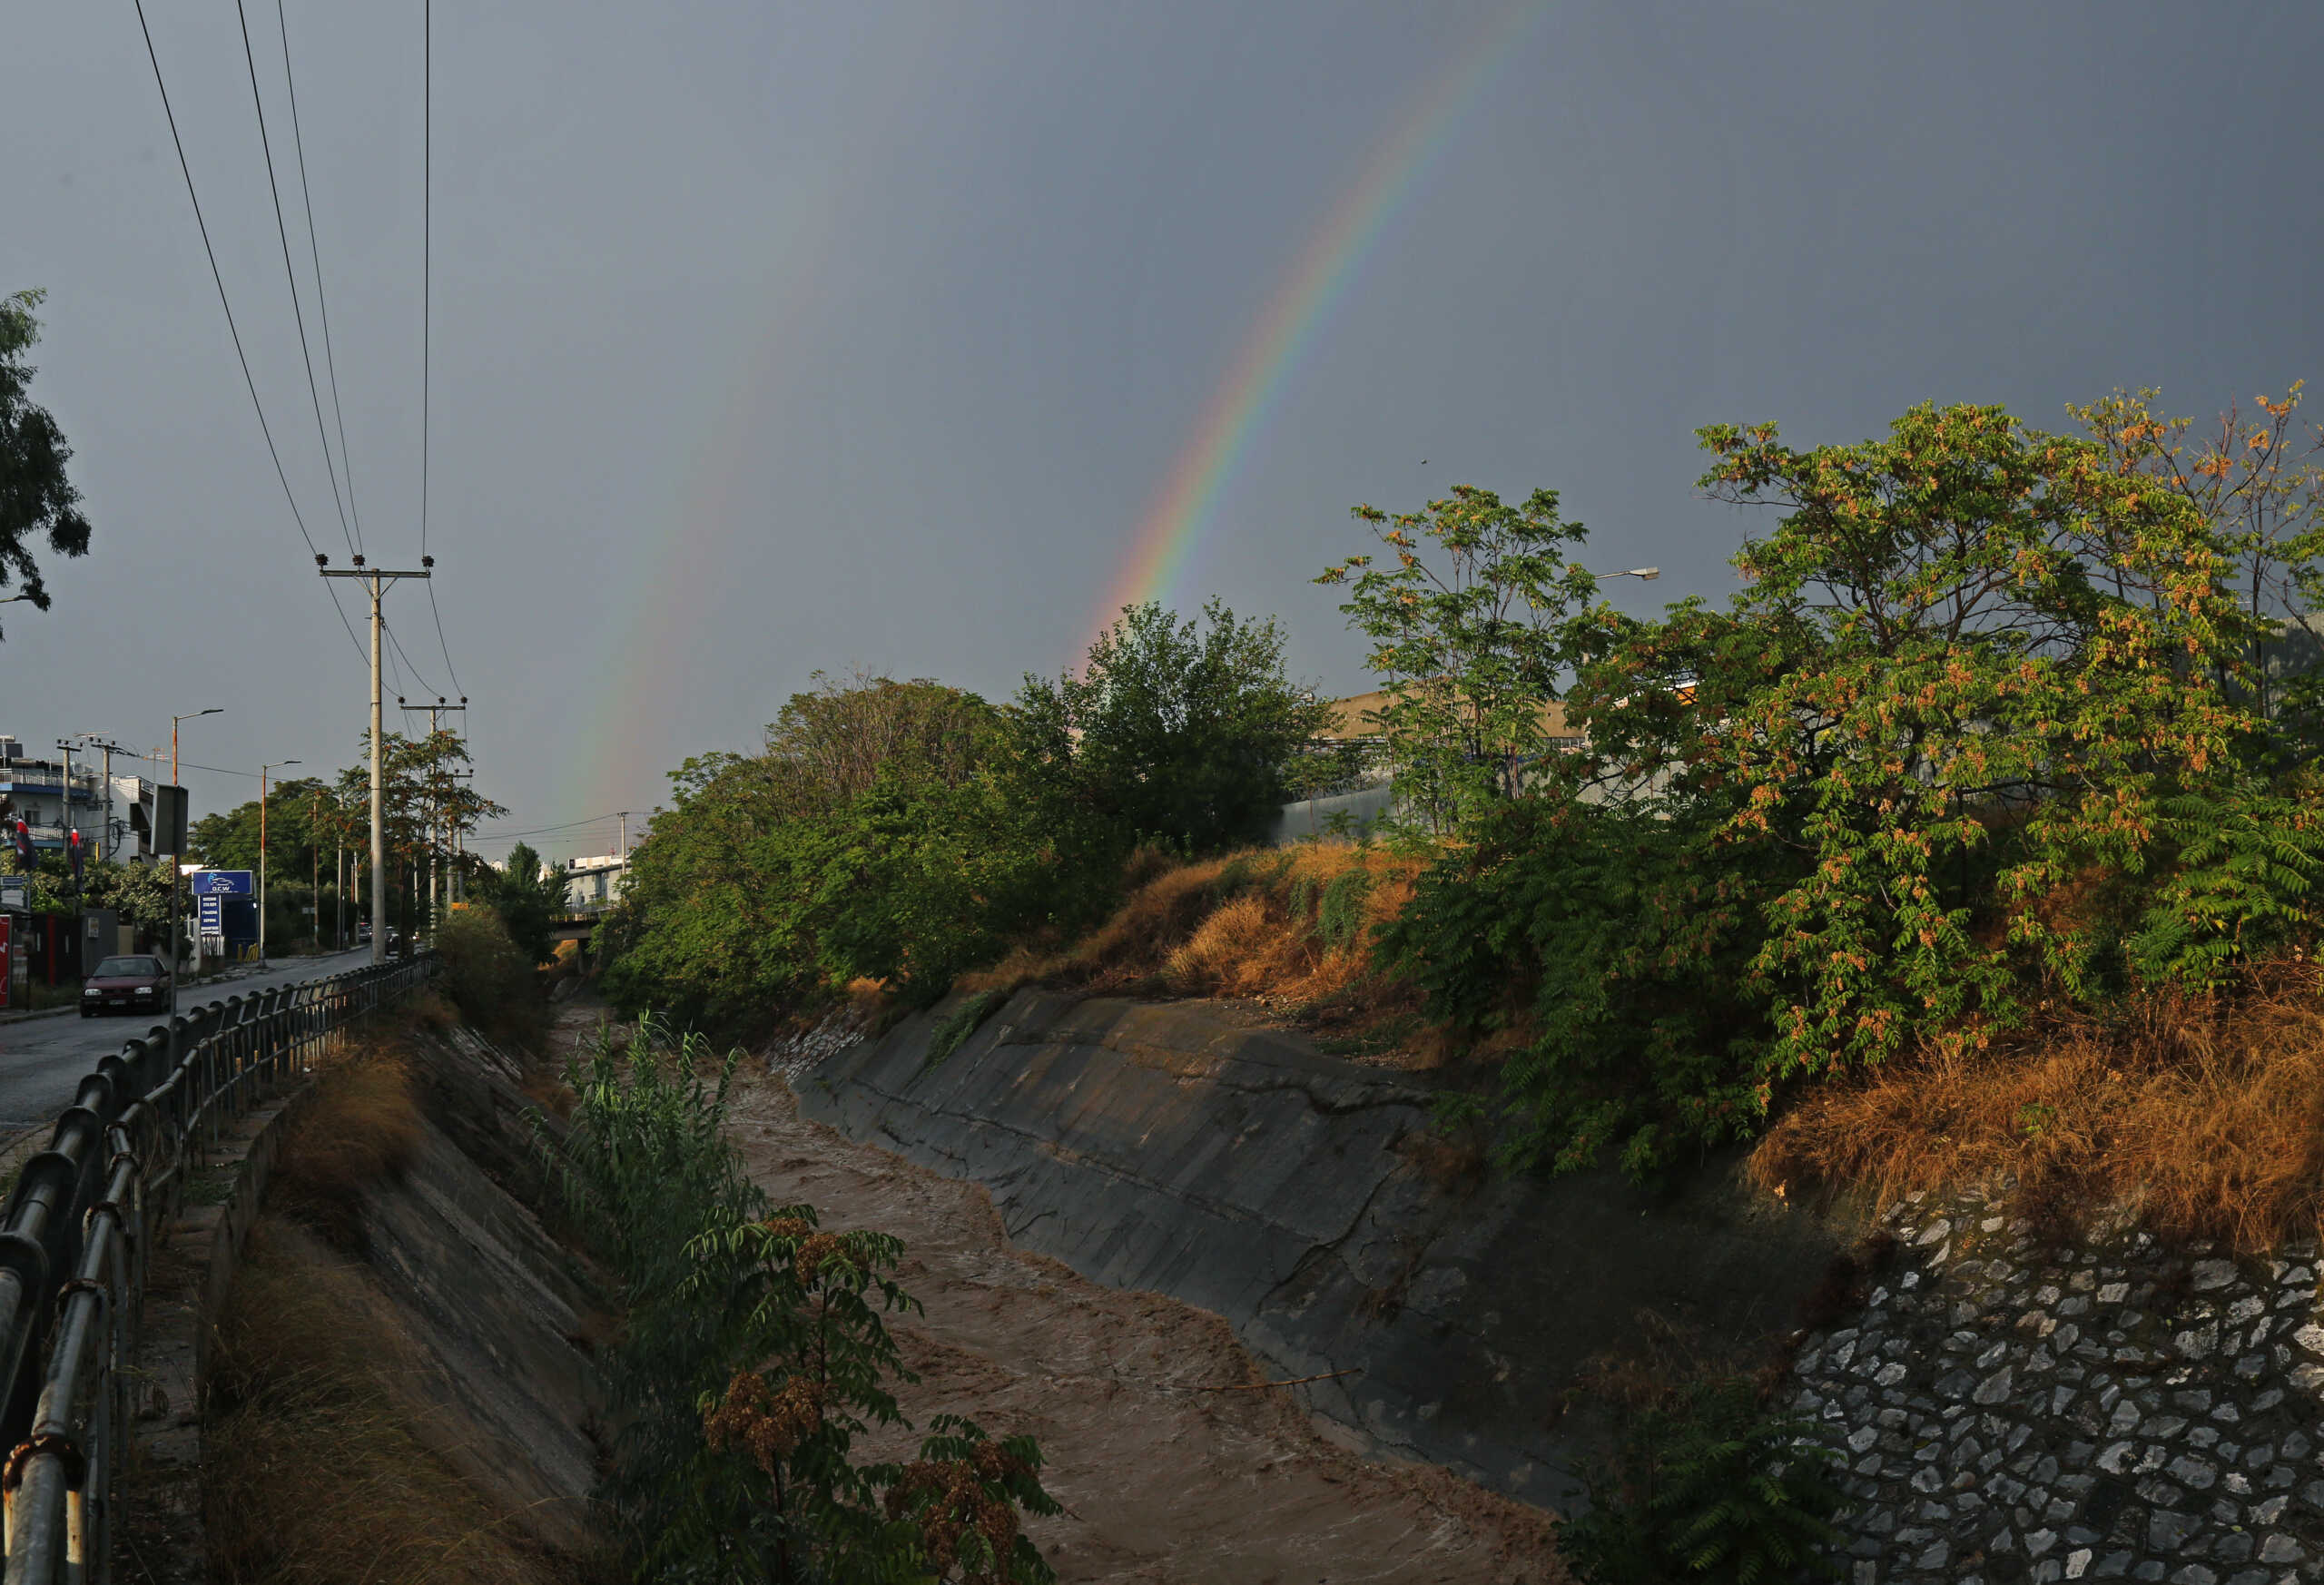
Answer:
[191,870,253,897]
[198,894,222,931]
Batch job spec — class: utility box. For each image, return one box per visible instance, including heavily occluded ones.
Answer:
[83,910,116,970]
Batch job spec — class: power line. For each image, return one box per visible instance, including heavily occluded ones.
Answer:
[132,0,366,665]
[419,0,432,557]
[477,813,623,839]
[232,0,356,558]
[382,615,442,701]
[425,581,464,697]
[274,0,364,556]
[411,0,465,703]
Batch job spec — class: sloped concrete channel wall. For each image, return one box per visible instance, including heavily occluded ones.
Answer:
[349,1024,601,1554]
[799,991,2324,1582]
[792,989,1847,1510]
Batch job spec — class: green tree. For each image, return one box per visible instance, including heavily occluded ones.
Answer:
[477,842,565,965]
[327,730,507,934]
[2070,386,2324,754]
[1684,401,2273,1071]
[1317,487,1600,832]
[0,290,92,631]
[603,675,1091,1026]
[84,857,175,938]
[1014,600,1332,853]
[1375,403,2324,1181]
[190,776,332,880]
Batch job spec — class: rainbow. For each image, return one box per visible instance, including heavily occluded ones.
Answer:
[1084,1,1543,651]
[562,13,1540,831]
[567,176,841,829]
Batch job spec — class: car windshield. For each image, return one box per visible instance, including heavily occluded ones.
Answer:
[92,957,161,979]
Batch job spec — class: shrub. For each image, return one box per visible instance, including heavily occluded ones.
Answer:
[1556,1378,1844,1585]
[925,989,1008,1067]
[556,1019,1058,1580]
[1378,795,1780,1179]
[432,905,542,1042]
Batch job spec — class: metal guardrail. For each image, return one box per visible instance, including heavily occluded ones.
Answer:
[0,950,433,1581]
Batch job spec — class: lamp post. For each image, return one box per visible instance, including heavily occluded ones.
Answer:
[259,760,300,965]
[167,709,222,973]
[1594,566,1660,582]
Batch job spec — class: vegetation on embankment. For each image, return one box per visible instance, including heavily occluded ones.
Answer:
[555,1019,1060,1583]
[601,386,2324,1251]
[595,606,1345,1032]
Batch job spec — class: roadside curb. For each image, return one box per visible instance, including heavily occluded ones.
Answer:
[0,1006,77,1028]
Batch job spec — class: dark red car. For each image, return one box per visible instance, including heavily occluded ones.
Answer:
[81,955,175,1018]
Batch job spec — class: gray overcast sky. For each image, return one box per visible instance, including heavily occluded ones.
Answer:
[6,2,2322,859]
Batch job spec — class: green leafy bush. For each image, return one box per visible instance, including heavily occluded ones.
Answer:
[1380,795,1782,1178]
[431,906,541,1042]
[1345,397,2324,1183]
[1556,1379,1843,1585]
[556,1020,1058,1581]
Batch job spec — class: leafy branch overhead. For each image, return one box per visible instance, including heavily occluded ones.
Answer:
[0,290,91,635]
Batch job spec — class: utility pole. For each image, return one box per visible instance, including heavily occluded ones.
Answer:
[401,694,467,933]
[56,738,74,859]
[75,737,128,862]
[445,769,475,902]
[54,743,81,951]
[320,555,430,965]
[310,788,320,950]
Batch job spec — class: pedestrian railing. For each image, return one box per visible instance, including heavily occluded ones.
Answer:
[0,951,433,1582]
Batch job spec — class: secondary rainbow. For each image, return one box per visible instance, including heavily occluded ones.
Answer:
[1084,2,1542,649]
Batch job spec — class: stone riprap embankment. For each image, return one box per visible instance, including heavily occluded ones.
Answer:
[792,989,1847,1511]
[1794,1190,2324,1585]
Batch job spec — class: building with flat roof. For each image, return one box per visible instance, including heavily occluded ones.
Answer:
[0,738,157,861]
[560,852,630,911]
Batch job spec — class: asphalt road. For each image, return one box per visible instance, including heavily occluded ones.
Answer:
[0,948,376,1134]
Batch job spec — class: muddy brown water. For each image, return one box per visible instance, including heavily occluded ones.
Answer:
[724,1069,1566,1584]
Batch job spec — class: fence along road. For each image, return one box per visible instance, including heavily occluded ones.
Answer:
[0,950,432,1581]
[0,948,379,1137]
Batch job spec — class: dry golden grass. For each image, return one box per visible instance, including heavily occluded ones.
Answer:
[957,844,1427,1035]
[270,1030,427,1250]
[205,1219,580,1585]
[1751,962,2324,1253]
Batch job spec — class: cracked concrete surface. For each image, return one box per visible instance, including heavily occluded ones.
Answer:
[793,989,1852,1511]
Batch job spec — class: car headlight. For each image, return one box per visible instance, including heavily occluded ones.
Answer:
[134,986,153,996]
[82,988,98,998]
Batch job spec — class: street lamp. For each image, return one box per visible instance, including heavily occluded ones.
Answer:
[166,708,222,974]
[259,760,300,965]
[170,708,222,785]
[1595,567,1660,581]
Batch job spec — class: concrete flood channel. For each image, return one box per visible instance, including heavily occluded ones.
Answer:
[790,989,2324,1585]
[174,984,2324,1581]
[790,990,1846,1508]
